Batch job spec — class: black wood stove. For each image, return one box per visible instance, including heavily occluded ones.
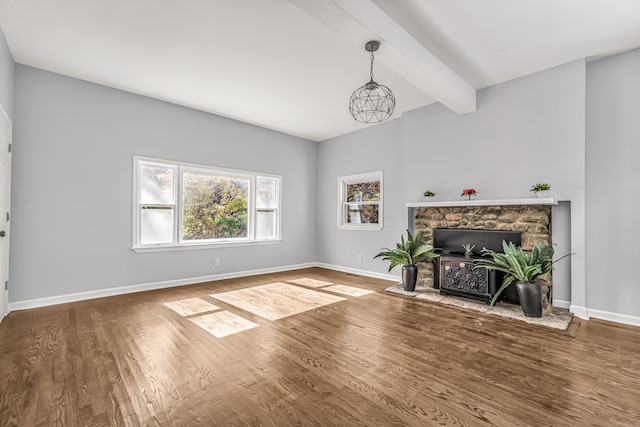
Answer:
[433,228,522,304]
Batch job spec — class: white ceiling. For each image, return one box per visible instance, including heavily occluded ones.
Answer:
[1,0,639,141]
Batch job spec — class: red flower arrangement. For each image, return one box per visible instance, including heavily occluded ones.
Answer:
[461,188,477,197]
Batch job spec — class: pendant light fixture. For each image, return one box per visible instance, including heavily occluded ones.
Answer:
[349,40,396,123]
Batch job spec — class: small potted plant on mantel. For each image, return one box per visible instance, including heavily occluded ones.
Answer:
[473,240,571,317]
[530,183,551,198]
[461,188,477,200]
[423,190,436,201]
[374,230,439,292]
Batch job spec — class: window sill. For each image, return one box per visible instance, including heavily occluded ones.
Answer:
[336,224,383,231]
[131,239,282,253]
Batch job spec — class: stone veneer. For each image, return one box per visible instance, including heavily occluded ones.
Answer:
[415,205,553,309]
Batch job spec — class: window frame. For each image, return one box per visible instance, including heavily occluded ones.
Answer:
[255,176,280,241]
[132,156,282,252]
[336,170,383,231]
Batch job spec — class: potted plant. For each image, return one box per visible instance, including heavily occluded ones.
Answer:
[530,183,551,198]
[374,229,439,291]
[423,190,436,201]
[473,241,570,317]
[461,188,477,200]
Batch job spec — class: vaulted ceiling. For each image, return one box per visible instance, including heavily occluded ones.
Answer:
[1,0,639,141]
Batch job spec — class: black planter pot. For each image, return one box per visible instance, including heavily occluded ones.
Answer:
[402,265,418,292]
[515,281,543,317]
[502,281,520,305]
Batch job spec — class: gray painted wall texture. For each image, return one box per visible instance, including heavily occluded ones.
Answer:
[0,29,14,119]
[317,119,403,277]
[586,48,640,317]
[10,65,318,302]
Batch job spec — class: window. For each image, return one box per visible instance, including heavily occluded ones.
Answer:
[133,156,281,251]
[337,171,383,231]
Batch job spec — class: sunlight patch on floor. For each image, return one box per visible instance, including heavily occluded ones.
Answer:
[288,278,333,288]
[322,285,375,297]
[163,297,220,316]
[190,311,259,338]
[211,282,345,320]
[162,279,366,338]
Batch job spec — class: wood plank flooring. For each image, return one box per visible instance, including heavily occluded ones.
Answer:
[1,267,639,426]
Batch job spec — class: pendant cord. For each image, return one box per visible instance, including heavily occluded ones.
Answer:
[369,50,375,81]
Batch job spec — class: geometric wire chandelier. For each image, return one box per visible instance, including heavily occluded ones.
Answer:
[349,40,396,123]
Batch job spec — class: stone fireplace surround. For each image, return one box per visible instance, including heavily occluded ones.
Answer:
[407,198,557,311]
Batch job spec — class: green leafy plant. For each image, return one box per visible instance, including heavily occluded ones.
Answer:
[374,229,439,272]
[423,190,436,197]
[474,240,561,306]
[530,183,551,192]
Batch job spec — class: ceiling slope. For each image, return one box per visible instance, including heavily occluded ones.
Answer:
[1,0,639,141]
[331,0,476,114]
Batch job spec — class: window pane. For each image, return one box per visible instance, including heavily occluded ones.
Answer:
[182,172,249,240]
[141,207,174,244]
[256,210,276,239]
[345,204,379,224]
[140,164,174,205]
[346,181,380,202]
[257,177,277,208]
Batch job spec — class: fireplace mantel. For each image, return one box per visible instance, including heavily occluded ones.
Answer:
[406,197,558,208]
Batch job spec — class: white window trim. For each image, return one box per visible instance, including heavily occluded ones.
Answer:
[132,156,282,253]
[337,170,383,231]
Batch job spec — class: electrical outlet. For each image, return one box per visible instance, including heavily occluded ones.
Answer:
[357,254,362,262]
[214,258,220,266]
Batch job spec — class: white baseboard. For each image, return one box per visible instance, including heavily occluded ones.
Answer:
[9,262,317,311]
[316,263,398,283]
[569,304,640,327]
[585,308,640,328]
[570,305,590,320]
[553,299,571,309]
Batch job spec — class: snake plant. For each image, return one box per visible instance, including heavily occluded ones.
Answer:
[474,240,558,306]
[374,229,439,272]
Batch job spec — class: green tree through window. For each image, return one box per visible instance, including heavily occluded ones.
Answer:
[182,173,249,240]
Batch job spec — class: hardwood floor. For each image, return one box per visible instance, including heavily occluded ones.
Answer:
[1,267,639,426]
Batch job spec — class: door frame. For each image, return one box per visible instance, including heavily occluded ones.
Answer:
[0,103,12,321]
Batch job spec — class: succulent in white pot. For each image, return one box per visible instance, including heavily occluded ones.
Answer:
[423,190,436,201]
[530,183,551,198]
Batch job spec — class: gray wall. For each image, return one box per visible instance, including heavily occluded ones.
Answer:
[0,28,14,119]
[586,48,640,318]
[10,65,318,302]
[317,119,403,277]
[317,61,586,306]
